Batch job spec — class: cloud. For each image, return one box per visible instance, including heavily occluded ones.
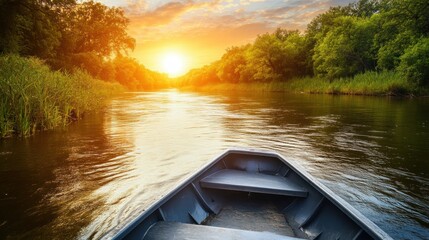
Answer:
[121,0,359,73]
[240,0,267,5]
[128,0,224,26]
[129,1,196,26]
[253,0,351,30]
[125,0,148,13]
[130,20,272,73]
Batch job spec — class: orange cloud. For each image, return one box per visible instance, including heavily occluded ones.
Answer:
[128,0,223,26]
[119,0,356,75]
[129,1,195,26]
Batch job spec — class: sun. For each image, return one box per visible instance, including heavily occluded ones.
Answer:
[161,52,186,77]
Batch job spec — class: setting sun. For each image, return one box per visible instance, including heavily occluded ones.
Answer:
[161,52,187,77]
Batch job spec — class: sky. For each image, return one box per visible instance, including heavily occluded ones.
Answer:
[99,0,355,77]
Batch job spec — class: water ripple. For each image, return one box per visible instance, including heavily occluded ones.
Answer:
[1,91,428,240]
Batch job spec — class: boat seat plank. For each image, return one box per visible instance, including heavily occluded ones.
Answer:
[200,169,307,197]
[144,221,304,240]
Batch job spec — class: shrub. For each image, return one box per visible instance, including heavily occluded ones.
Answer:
[398,37,429,86]
[0,55,123,137]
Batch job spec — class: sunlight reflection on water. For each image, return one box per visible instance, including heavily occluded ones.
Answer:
[1,90,428,239]
[83,91,428,239]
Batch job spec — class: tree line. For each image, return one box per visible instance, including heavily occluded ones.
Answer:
[179,0,429,88]
[0,0,167,90]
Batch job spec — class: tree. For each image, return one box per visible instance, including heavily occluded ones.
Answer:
[398,37,429,86]
[313,16,377,79]
[304,0,383,75]
[217,46,249,83]
[372,0,428,71]
[278,30,306,78]
[70,52,104,77]
[1,0,135,74]
[376,31,416,70]
[348,0,382,18]
[58,1,135,58]
[110,56,167,90]
[306,6,351,40]
[386,0,429,37]
[0,0,74,58]
[305,6,352,75]
[249,29,306,82]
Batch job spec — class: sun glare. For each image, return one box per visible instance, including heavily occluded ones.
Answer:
[161,52,186,77]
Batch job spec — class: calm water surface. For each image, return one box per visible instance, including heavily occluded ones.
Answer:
[0,91,428,239]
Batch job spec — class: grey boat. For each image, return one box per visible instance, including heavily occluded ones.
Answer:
[110,149,392,240]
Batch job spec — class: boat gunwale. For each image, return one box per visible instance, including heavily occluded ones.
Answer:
[105,149,233,239]
[107,147,392,240]
[266,149,393,240]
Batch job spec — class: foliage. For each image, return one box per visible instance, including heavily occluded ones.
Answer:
[313,16,377,79]
[0,55,124,138]
[179,63,221,87]
[179,0,429,94]
[286,71,415,95]
[372,0,428,71]
[0,0,162,91]
[375,31,416,71]
[0,0,133,59]
[385,0,429,36]
[398,38,429,86]
[217,46,249,83]
[194,71,417,96]
[112,56,168,90]
[250,29,306,81]
[0,0,72,58]
[60,1,135,57]
[304,5,352,72]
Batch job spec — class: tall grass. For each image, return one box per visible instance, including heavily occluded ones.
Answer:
[287,71,417,95]
[0,55,124,137]
[188,71,422,96]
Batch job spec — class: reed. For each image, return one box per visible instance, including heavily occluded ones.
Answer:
[0,55,124,137]
[286,71,417,96]
[189,71,422,96]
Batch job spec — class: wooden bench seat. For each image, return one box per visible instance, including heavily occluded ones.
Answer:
[199,169,308,197]
[144,221,304,240]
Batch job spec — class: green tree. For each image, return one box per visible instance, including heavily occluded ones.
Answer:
[305,0,382,75]
[60,1,135,57]
[386,0,429,37]
[99,61,117,82]
[0,0,73,58]
[348,0,381,18]
[376,31,415,70]
[217,45,249,83]
[250,29,306,82]
[373,0,428,70]
[70,52,104,77]
[398,37,429,86]
[313,16,377,79]
[111,56,167,90]
[180,62,220,87]
[305,6,352,74]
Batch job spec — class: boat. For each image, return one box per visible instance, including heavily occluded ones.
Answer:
[110,148,392,240]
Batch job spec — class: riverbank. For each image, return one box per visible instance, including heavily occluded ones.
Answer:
[0,55,124,138]
[181,71,427,96]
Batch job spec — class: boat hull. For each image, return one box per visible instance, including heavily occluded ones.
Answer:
[107,149,392,240]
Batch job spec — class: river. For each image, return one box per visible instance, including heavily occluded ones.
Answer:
[0,90,428,239]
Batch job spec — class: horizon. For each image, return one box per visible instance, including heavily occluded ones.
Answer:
[99,0,355,77]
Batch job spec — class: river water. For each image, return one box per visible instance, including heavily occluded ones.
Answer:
[0,90,428,239]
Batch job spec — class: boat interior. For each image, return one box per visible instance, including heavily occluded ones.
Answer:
[117,151,377,240]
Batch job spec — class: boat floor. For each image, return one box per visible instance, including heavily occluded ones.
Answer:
[144,222,302,240]
[204,193,296,237]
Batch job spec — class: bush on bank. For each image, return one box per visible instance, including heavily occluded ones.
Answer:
[0,55,124,137]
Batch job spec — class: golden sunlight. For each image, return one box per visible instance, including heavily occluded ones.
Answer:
[160,52,187,77]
